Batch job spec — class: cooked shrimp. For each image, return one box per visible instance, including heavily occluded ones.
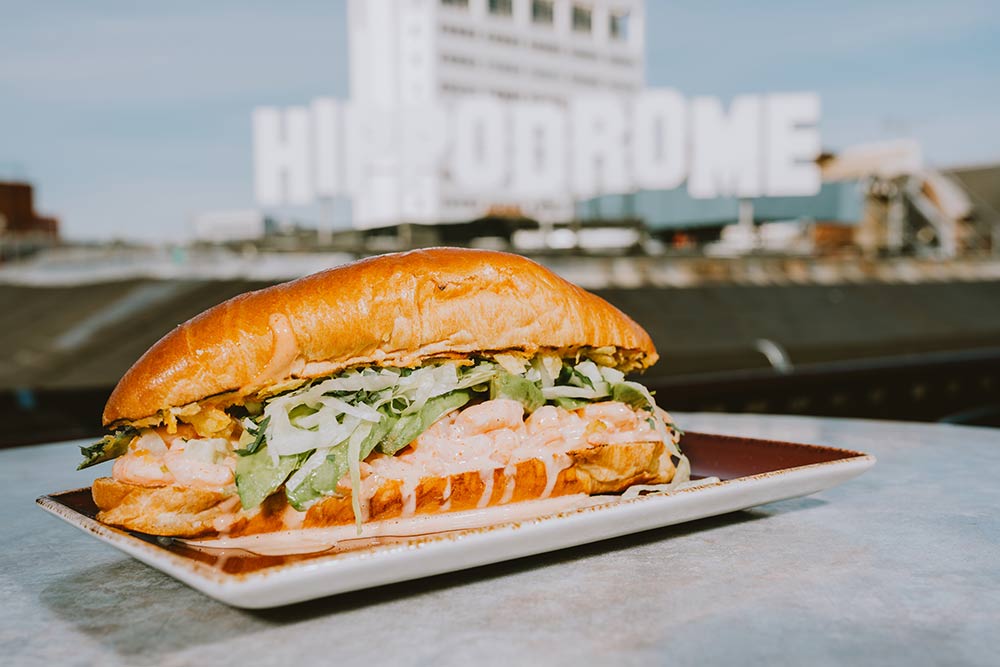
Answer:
[455,399,524,435]
[368,399,663,487]
[526,405,584,447]
[112,451,174,487]
[418,411,458,441]
[164,450,235,489]
[581,402,640,430]
[131,431,167,455]
[525,405,562,434]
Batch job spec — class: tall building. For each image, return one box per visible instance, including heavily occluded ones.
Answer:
[347,0,645,226]
[0,182,59,239]
[0,181,59,262]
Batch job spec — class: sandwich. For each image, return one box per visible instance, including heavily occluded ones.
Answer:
[78,247,686,538]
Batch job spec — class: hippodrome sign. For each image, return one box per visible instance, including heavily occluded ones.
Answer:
[253,90,820,219]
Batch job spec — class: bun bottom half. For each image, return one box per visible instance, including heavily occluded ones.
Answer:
[93,440,675,538]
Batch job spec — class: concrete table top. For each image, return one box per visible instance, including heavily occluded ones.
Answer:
[4,413,998,666]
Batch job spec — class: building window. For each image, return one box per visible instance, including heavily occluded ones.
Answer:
[532,68,559,79]
[572,5,592,34]
[531,93,562,105]
[441,0,469,8]
[442,53,476,66]
[441,23,475,37]
[531,40,559,53]
[490,61,519,73]
[487,32,518,45]
[489,0,513,16]
[532,0,554,24]
[442,83,476,95]
[609,11,629,41]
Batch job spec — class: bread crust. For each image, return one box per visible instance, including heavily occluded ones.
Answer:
[102,248,657,425]
[92,440,674,538]
[92,477,236,537]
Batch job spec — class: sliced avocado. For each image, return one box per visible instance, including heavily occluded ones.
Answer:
[489,371,544,413]
[235,446,305,509]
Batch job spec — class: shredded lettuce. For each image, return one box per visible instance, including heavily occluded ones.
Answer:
[233,415,269,456]
[346,421,372,526]
[77,426,138,470]
[285,446,344,510]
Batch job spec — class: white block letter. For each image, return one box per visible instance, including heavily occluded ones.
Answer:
[765,93,821,196]
[342,104,402,228]
[450,96,507,193]
[253,106,313,205]
[689,96,761,199]
[632,89,687,191]
[571,94,630,198]
[312,98,341,198]
[511,102,567,197]
[400,104,448,222]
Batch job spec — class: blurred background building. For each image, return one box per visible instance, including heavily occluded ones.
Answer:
[0,181,60,262]
[348,0,644,224]
[1,0,999,445]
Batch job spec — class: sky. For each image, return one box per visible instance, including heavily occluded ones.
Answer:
[2,0,999,242]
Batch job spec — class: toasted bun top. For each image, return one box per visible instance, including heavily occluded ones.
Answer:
[103,248,657,425]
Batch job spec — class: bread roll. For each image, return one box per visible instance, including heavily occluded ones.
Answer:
[103,248,656,425]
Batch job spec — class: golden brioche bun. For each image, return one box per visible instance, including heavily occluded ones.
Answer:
[103,248,657,425]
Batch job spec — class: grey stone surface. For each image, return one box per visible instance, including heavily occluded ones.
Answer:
[3,413,998,666]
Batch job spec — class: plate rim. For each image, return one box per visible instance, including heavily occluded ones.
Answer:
[36,431,876,606]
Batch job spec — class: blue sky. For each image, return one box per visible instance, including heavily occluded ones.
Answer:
[2,0,998,241]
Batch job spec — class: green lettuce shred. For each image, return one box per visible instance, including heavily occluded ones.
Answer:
[77,426,138,470]
[233,415,270,456]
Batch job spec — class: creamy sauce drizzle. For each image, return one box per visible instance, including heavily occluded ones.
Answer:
[245,313,300,391]
[210,497,242,533]
[499,464,517,504]
[282,504,306,531]
[440,477,453,511]
[541,453,571,499]
[477,469,494,509]
[400,475,419,518]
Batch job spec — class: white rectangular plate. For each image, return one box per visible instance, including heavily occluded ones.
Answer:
[37,431,874,608]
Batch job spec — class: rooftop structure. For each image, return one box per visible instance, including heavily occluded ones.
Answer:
[346,0,645,226]
[578,142,1000,258]
[0,182,60,262]
[349,0,644,106]
[0,182,59,239]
